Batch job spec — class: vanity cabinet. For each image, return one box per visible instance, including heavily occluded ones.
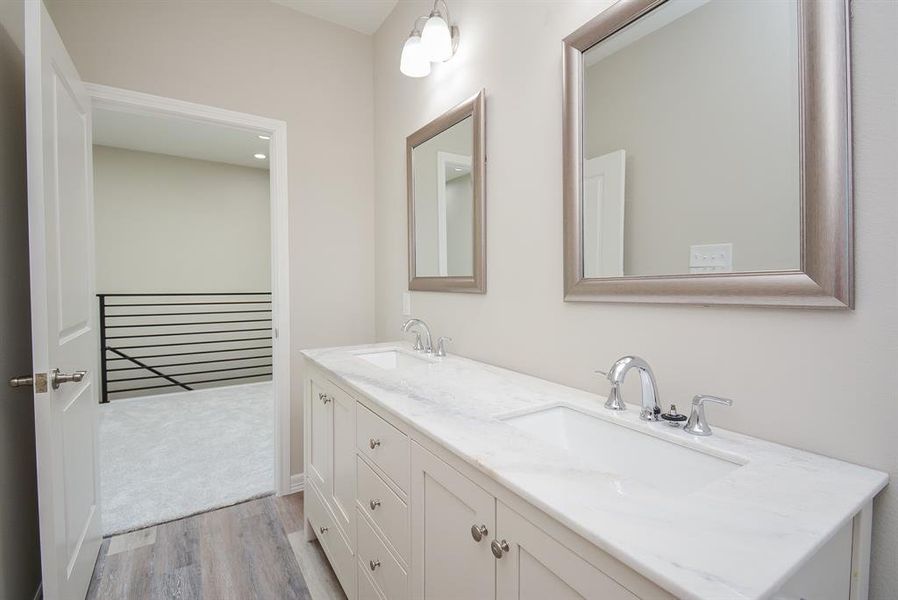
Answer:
[304,362,874,600]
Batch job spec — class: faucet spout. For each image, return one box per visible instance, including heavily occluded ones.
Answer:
[401,318,433,354]
[603,356,661,421]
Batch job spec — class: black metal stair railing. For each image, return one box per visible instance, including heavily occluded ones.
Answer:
[98,292,273,402]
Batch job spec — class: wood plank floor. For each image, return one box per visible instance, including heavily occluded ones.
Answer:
[87,493,347,600]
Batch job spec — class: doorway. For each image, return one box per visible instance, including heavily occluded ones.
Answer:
[87,84,291,534]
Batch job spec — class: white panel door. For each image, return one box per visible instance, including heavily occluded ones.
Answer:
[495,502,638,600]
[583,150,626,277]
[24,2,102,598]
[410,442,495,600]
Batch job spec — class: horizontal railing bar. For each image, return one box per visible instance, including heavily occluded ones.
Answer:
[104,309,272,318]
[106,328,271,340]
[104,301,271,307]
[109,373,272,394]
[107,336,271,350]
[105,345,272,361]
[98,292,271,297]
[108,355,272,372]
[106,319,272,329]
[109,364,274,383]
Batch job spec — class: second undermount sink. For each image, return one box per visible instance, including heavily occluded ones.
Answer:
[503,405,743,497]
[355,348,432,370]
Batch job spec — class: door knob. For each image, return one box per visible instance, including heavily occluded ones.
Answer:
[369,438,381,449]
[51,369,87,390]
[369,499,381,510]
[491,539,509,559]
[8,374,34,388]
[369,559,381,571]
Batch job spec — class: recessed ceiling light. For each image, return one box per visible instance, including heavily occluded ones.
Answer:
[258,135,271,140]
[254,153,267,160]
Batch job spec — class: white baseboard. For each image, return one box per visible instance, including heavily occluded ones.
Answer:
[289,473,305,494]
[32,582,42,600]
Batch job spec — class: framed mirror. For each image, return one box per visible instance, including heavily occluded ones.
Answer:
[407,91,486,293]
[563,0,852,308]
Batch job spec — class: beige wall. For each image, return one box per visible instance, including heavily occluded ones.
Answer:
[374,1,898,597]
[93,146,271,293]
[45,0,378,476]
[0,2,42,598]
[584,0,800,275]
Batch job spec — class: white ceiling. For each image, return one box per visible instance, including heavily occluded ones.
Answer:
[92,108,270,170]
[270,0,398,35]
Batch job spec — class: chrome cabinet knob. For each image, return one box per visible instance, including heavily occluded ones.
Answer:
[369,438,381,449]
[319,526,328,534]
[471,524,488,542]
[490,539,510,559]
[51,369,86,390]
[369,499,381,510]
[319,392,331,403]
[369,559,381,571]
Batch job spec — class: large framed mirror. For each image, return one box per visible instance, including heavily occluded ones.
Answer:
[563,0,852,308]
[407,91,486,293]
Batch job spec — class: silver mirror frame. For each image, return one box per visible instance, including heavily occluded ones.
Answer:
[562,0,853,308]
[407,90,486,293]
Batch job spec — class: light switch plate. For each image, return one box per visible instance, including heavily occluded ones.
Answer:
[402,292,412,316]
[689,243,733,273]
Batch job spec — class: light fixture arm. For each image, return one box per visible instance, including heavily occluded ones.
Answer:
[409,15,429,37]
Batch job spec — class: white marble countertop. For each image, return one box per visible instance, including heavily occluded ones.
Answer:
[301,342,888,600]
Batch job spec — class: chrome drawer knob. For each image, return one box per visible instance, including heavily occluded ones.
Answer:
[369,559,381,571]
[369,499,382,510]
[369,438,381,449]
[471,524,488,542]
[319,526,328,534]
[491,539,509,559]
[319,392,331,403]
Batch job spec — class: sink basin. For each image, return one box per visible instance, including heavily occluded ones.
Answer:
[503,406,742,497]
[355,349,431,370]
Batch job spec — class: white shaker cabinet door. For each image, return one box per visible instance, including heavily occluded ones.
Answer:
[410,442,496,600]
[495,501,639,600]
[308,378,333,495]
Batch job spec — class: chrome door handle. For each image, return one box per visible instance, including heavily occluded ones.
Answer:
[369,559,381,571]
[51,369,86,390]
[471,524,488,542]
[8,374,34,388]
[369,499,381,510]
[369,438,381,449]
[491,539,509,559]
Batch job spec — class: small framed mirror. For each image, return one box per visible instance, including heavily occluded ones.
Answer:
[407,91,486,293]
[563,0,852,308]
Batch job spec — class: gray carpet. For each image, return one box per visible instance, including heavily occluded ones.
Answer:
[99,382,274,535]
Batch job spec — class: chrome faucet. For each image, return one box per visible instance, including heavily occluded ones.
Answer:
[401,318,433,354]
[599,356,662,421]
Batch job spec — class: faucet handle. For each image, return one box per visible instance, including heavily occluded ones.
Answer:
[684,394,733,436]
[435,336,452,357]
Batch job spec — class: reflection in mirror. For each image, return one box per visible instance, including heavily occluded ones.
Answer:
[413,116,474,277]
[582,0,800,278]
[407,90,485,293]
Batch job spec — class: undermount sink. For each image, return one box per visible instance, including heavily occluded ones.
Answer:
[355,349,432,370]
[503,406,742,497]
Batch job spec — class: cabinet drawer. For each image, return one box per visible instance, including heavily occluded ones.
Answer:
[307,484,356,599]
[357,508,408,600]
[357,455,409,562]
[357,403,410,493]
